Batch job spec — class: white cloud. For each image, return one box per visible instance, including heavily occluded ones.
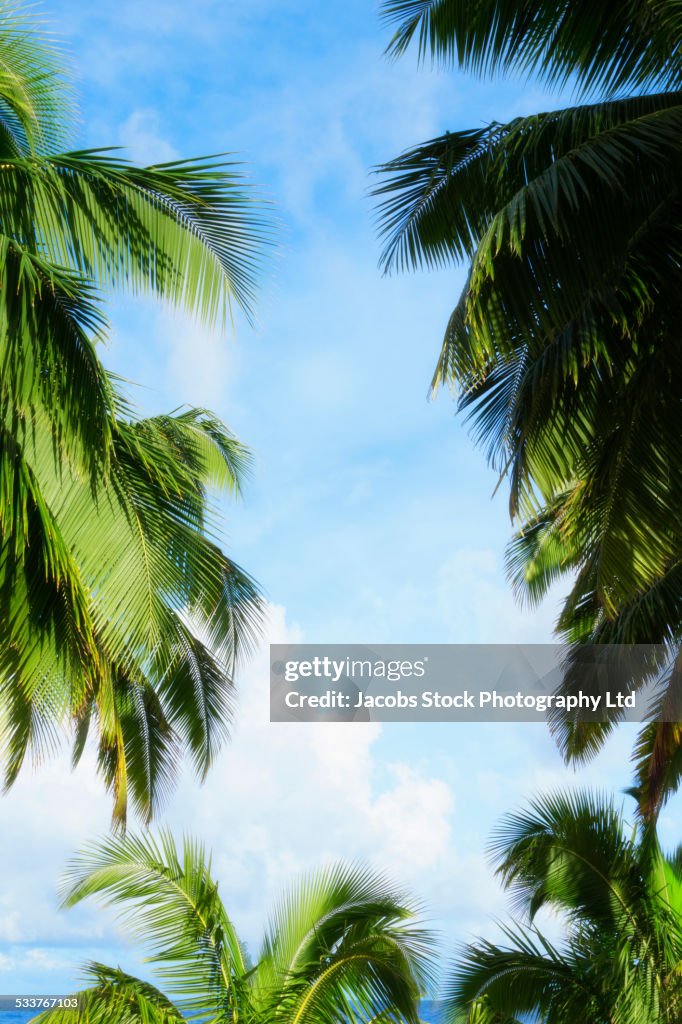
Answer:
[157,605,461,947]
[0,603,671,994]
[370,765,454,873]
[118,109,179,165]
[223,43,454,226]
[435,548,564,643]
[160,308,232,411]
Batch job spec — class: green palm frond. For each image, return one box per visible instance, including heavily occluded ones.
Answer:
[60,831,243,1016]
[0,3,73,156]
[0,150,272,323]
[489,790,642,927]
[377,2,682,817]
[0,8,271,820]
[46,840,434,1024]
[0,399,259,823]
[630,649,682,819]
[0,399,263,826]
[443,789,682,1023]
[375,93,682,275]
[256,863,436,1024]
[444,928,608,1024]
[32,964,186,1024]
[0,240,115,475]
[380,0,680,97]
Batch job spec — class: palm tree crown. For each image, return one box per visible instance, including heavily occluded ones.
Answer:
[33,832,436,1024]
[375,0,682,817]
[0,7,271,824]
[445,789,682,1023]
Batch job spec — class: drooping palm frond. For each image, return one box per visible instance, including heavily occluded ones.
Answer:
[378,94,682,643]
[43,838,434,1024]
[0,398,263,826]
[377,94,682,362]
[489,790,644,926]
[376,4,682,816]
[60,831,246,1018]
[255,863,436,1024]
[0,148,273,507]
[0,243,116,479]
[626,649,682,820]
[375,91,682,280]
[0,7,272,820]
[444,927,612,1024]
[380,0,681,97]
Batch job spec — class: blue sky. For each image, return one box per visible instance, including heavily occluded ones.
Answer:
[2,0,680,998]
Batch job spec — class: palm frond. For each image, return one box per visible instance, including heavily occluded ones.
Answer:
[632,649,682,819]
[0,4,73,156]
[0,397,263,825]
[489,790,642,930]
[0,151,273,323]
[380,0,680,97]
[53,845,435,1024]
[59,830,243,1015]
[0,7,270,823]
[442,789,681,1023]
[443,928,608,1024]
[256,862,436,1024]
[375,93,682,274]
[31,963,185,1024]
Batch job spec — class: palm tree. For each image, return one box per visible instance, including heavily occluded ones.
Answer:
[32,831,435,1024]
[0,8,270,824]
[375,0,682,817]
[444,789,682,1023]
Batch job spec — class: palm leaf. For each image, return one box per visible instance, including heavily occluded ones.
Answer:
[59,830,244,1016]
[0,150,272,323]
[53,842,434,1024]
[0,3,73,156]
[380,0,680,97]
[31,964,185,1024]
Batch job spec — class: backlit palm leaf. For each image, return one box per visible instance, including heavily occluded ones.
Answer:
[32,835,435,1024]
[0,10,269,822]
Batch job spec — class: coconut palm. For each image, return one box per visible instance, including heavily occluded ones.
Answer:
[32,831,435,1024]
[375,0,682,817]
[0,7,270,824]
[444,789,682,1023]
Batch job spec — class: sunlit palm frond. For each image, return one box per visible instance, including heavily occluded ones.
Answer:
[0,397,263,825]
[0,150,272,324]
[256,863,435,1024]
[31,964,186,1024]
[59,830,243,1016]
[48,842,434,1024]
[0,3,73,157]
[0,8,270,823]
